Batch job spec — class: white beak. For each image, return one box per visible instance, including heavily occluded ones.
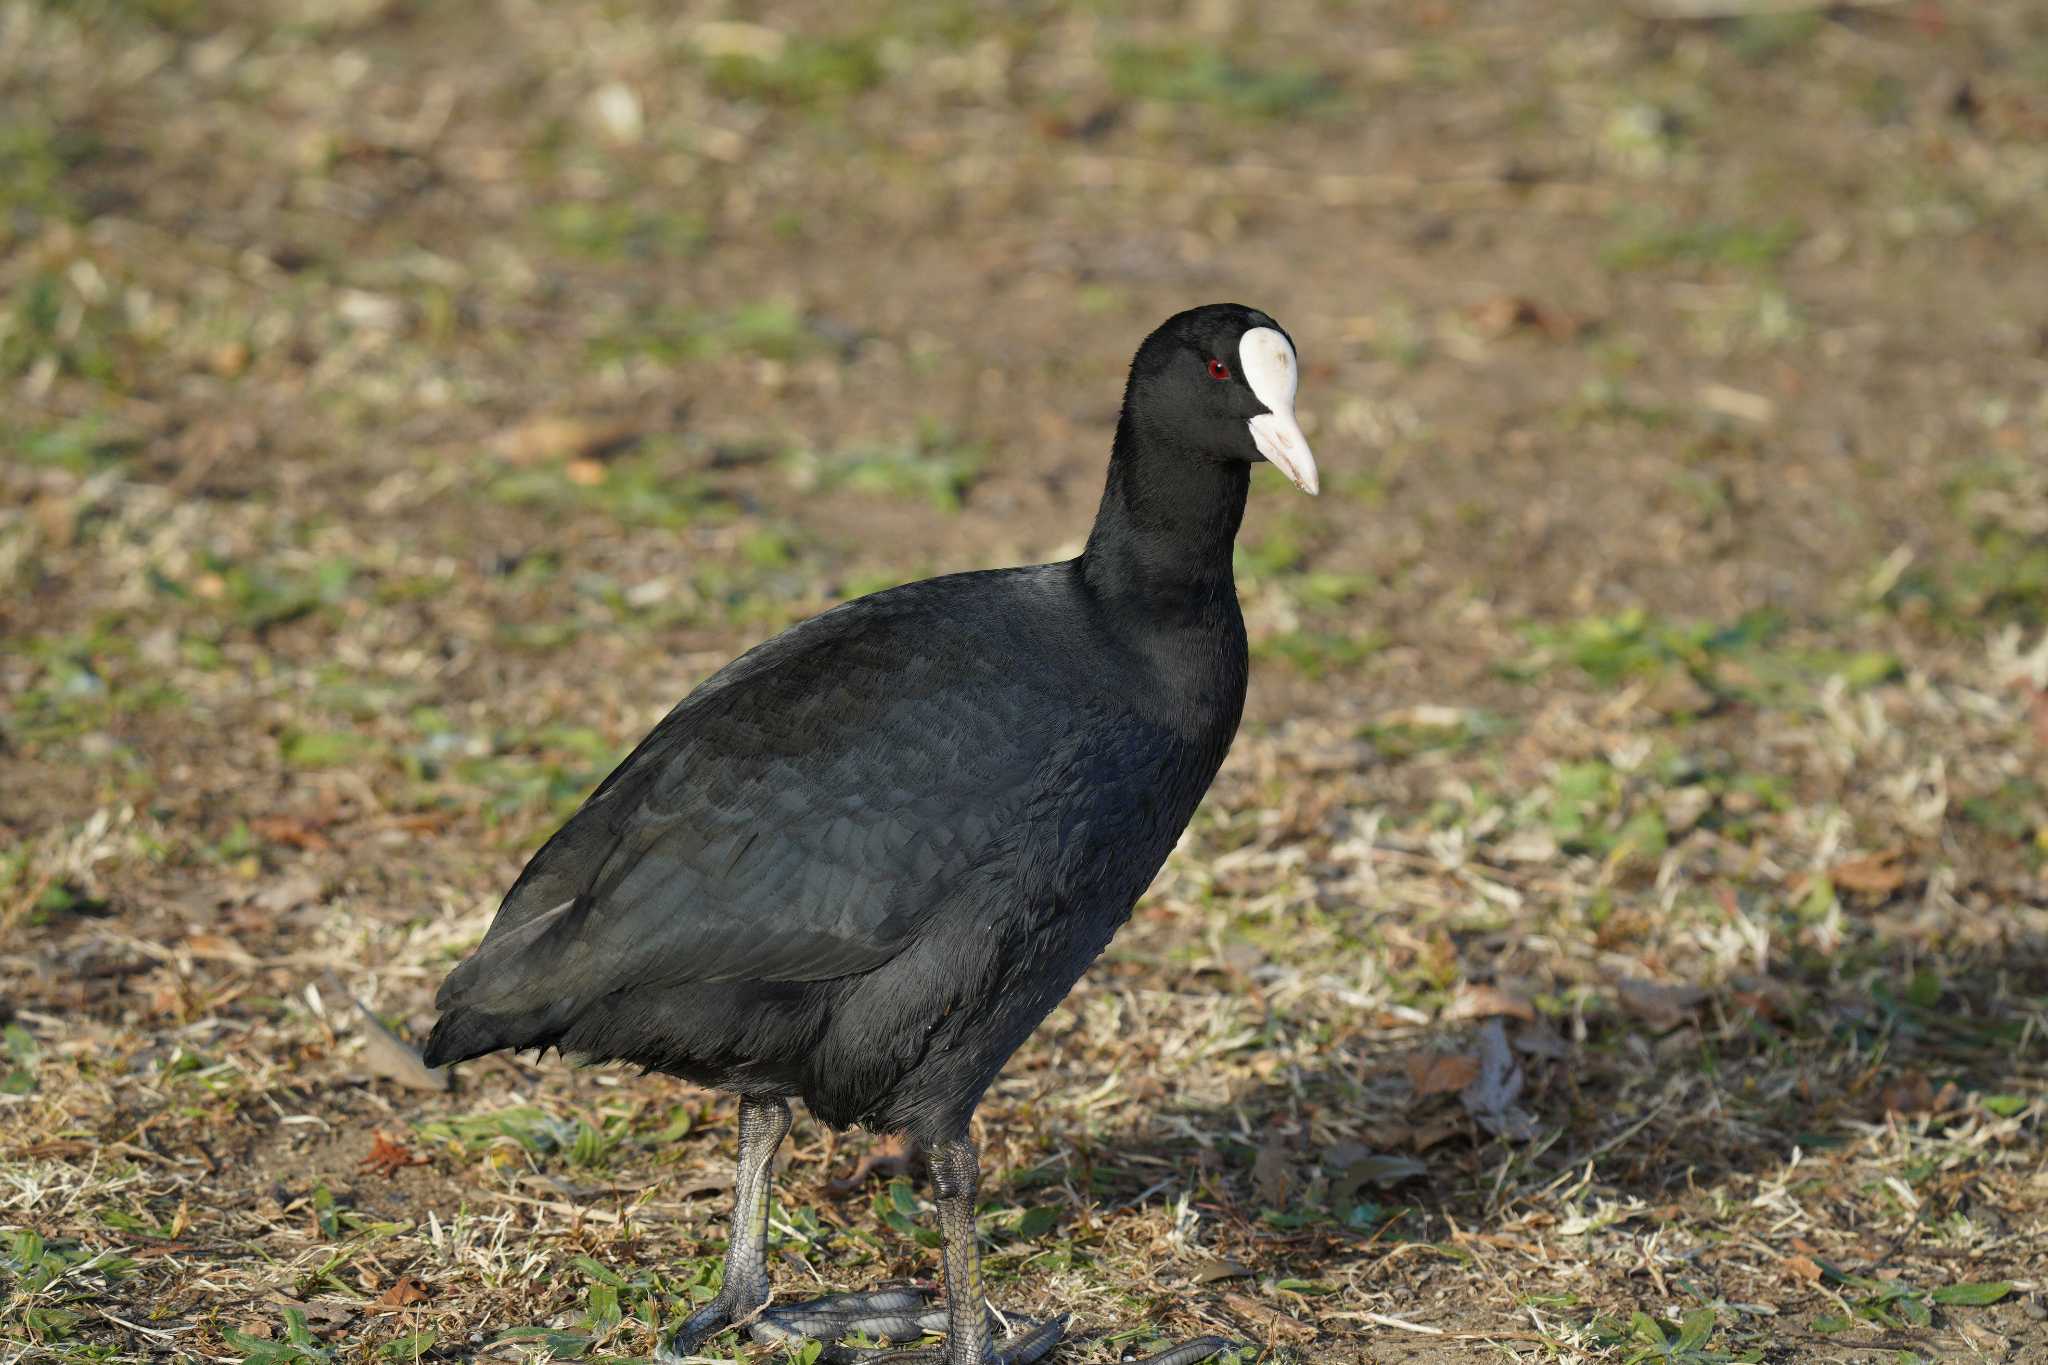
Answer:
[1239,326,1318,496]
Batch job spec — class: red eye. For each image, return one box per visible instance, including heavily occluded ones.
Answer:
[1207,358,1231,380]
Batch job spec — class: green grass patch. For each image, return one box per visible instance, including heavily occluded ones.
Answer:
[9,415,142,473]
[1726,11,1824,64]
[2,269,138,386]
[487,446,725,529]
[544,201,709,261]
[1509,607,1899,709]
[1601,214,1802,273]
[1359,709,1505,760]
[1,1229,137,1347]
[0,118,97,223]
[1106,43,1335,118]
[416,1105,618,1167]
[801,426,986,512]
[1876,459,2048,628]
[279,727,379,769]
[589,299,823,368]
[1252,627,1386,678]
[703,35,884,107]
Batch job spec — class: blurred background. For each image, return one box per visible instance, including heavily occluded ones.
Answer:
[3,1,2046,1359]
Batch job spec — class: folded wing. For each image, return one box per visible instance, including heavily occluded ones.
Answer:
[435,585,1054,1018]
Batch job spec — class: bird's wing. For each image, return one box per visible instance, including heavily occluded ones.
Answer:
[435,580,1063,1016]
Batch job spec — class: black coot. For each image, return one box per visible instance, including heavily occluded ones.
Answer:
[426,304,1319,1365]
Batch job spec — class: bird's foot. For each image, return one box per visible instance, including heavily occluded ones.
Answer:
[1128,1337,1237,1365]
[654,1283,771,1363]
[750,1287,948,1349]
[748,1287,1064,1365]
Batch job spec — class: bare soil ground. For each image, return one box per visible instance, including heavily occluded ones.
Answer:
[4,1,2047,1361]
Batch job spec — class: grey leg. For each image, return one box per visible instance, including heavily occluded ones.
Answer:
[929,1139,997,1365]
[746,1136,1061,1365]
[741,1135,1225,1365]
[657,1096,793,1361]
[929,1138,1065,1365]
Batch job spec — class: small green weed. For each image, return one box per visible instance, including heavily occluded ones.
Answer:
[1601,215,1802,273]
[1252,628,1386,678]
[1,1230,138,1346]
[2,269,136,386]
[415,1105,624,1168]
[875,1179,942,1249]
[487,446,720,530]
[1510,607,1898,708]
[1608,1307,1756,1362]
[0,119,95,221]
[224,1308,332,1364]
[544,201,708,261]
[1107,43,1334,118]
[3,1022,40,1094]
[12,416,140,472]
[804,428,986,512]
[1810,1269,2011,1333]
[589,299,823,368]
[704,35,884,107]
[1728,11,1824,64]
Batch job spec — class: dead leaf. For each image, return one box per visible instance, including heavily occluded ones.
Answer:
[251,873,325,916]
[362,1130,429,1179]
[1827,849,1907,897]
[210,340,250,378]
[827,1132,914,1195]
[1698,382,1775,424]
[352,998,450,1093]
[1407,1052,1481,1098]
[1450,1227,1547,1255]
[32,493,78,549]
[1326,1143,1428,1212]
[1783,1254,1823,1283]
[1250,1138,1295,1207]
[1469,294,1582,342]
[249,816,332,851]
[184,932,256,965]
[564,457,607,486]
[1189,1258,1253,1285]
[1513,1022,1570,1059]
[1222,1292,1317,1343]
[373,1275,428,1311]
[379,810,456,835]
[490,414,639,466]
[1459,1018,1540,1141]
[1336,1152,1428,1187]
[1879,1070,1935,1115]
[1405,1117,1465,1152]
[1616,977,1707,1029]
[1445,983,1536,1023]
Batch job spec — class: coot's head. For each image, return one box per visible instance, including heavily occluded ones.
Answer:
[1125,303,1318,496]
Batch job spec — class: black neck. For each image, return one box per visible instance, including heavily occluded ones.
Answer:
[1079,412,1248,620]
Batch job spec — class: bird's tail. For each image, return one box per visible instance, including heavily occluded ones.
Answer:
[422,1006,546,1069]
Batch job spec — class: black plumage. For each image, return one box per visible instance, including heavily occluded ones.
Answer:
[426,303,1318,1365]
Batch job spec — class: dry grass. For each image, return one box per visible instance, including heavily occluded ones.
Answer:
[4,1,2048,1361]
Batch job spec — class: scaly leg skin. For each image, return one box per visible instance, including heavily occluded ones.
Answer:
[745,1137,1059,1365]
[741,1133,1239,1365]
[749,1287,955,1362]
[655,1096,793,1362]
